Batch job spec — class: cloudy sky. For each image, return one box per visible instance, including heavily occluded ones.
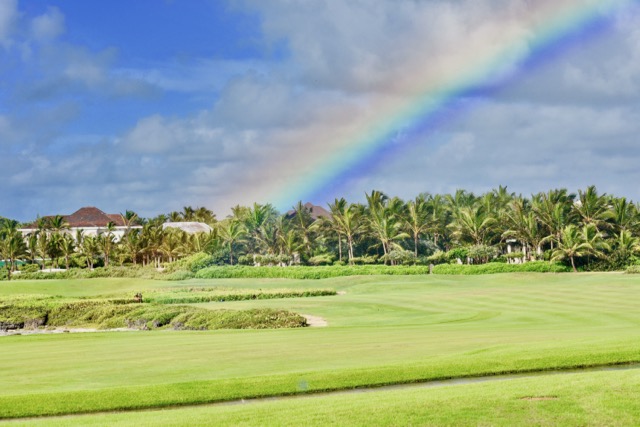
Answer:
[1,0,639,221]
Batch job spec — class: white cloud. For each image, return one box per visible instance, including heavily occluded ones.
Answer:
[0,0,18,47]
[30,6,65,43]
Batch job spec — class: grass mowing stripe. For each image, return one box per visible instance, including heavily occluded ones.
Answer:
[16,368,640,427]
[2,346,640,419]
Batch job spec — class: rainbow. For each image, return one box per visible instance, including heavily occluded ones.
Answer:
[271,0,635,210]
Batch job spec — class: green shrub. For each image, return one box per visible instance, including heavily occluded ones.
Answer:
[384,249,416,265]
[308,254,335,266]
[165,253,216,273]
[432,262,570,275]
[195,265,430,280]
[624,265,640,274]
[141,287,336,304]
[350,255,378,265]
[426,250,448,265]
[19,264,40,273]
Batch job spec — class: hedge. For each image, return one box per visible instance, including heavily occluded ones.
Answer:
[194,265,431,280]
[432,262,570,275]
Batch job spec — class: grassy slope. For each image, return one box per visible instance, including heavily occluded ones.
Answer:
[1,273,640,418]
[8,369,640,426]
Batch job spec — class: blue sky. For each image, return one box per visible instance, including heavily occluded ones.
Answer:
[1,0,640,221]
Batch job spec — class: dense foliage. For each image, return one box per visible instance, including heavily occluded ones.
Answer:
[2,186,640,276]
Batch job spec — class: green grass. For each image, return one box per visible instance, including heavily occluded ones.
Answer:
[1,273,640,420]
[7,368,640,426]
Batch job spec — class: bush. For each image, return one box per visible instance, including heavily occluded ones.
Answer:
[625,265,640,274]
[384,249,416,265]
[426,250,448,265]
[19,264,40,273]
[432,262,570,275]
[466,245,499,264]
[165,253,216,273]
[195,265,430,280]
[141,287,336,304]
[350,255,378,265]
[308,254,335,266]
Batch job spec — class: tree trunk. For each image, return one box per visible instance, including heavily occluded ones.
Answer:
[570,256,577,273]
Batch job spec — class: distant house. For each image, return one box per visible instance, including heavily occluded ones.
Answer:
[19,207,140,240]
[286,202,332,221]
[162,222,213,234]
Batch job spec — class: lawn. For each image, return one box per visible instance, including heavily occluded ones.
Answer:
[7,368,640,426]
[1,273,640,421]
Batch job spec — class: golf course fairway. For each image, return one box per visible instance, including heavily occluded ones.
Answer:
[1,272,639,423]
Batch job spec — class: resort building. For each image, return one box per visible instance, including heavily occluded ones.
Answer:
[19,207,141,240]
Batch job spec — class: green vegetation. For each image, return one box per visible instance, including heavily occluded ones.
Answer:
[140,287,336,304]
[3,186,640,280]
[11,369,640,426]
[195,265,430,279]
[432,261,569,274]
[1,273,640,420]
[0,296,306,331]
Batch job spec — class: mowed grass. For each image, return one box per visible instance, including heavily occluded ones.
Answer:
[1,273,640,419]
[8,368,640,426]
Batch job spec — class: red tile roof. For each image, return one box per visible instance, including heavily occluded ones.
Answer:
[22,207,125,229]
[286,203,332,221]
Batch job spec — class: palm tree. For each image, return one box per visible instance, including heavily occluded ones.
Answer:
[120,210,139,231]
[48,215,70,234]
[219,220,247,265]
[59,234,76,270]
[328,199,363,264]
[404,195,429,257]
[291,201,315,259]
[122,228,142,265]
[449,204,497,246]
[79,236,100,269]
[367,203,409,265]
[194,207,216,224]
[425,194,449,247]
[99,222,117,267]
[551,224,604,272]
[606,197,638,233]
[502,198,545,260]
[0,228,26,277]
[573,185,609,231]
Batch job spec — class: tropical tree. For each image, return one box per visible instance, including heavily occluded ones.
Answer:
[551,225,602,272]
[218,220,246,265]
[404,195,429,257]
[59,234,76,270]
[449,204,497,246]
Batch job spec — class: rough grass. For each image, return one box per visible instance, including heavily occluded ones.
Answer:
[0,297,306,331]
[138,287,336,304]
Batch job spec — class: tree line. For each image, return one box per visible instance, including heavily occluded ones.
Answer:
[1,185,639,275]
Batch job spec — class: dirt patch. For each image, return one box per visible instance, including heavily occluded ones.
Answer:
[337,291,347,295]
[520,396,558,401]
[303,314,328,327]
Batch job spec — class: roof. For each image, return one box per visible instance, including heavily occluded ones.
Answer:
[286,202,332,221]
[163,222,213,234]
[22,207,126,229]
[66,207,126,227]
